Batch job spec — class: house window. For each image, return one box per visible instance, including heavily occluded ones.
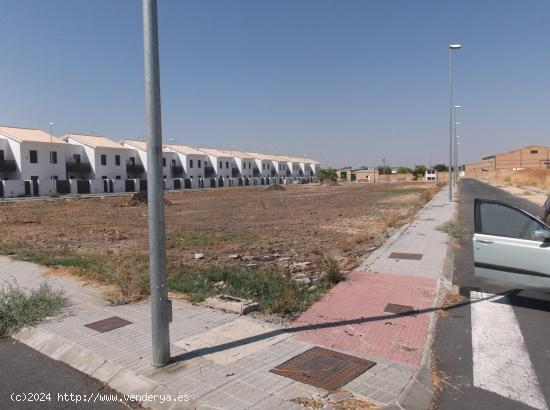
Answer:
[116,176,121,180]
[190,159,194,168]
[226,161,229,168]
[219,161,223,169]
[73,154,81,163]
[262,164,265,170]
[162,158,166,167]
[101,154,107,166]
[172,159,176,166]
[129,156,135,165]
[50,151,57,164]
[30,150,38,163]
[115,155,120,166]
[531,150,539,154]
[102,176,107,179]
[198,160,202,168]
[0,150,4,161]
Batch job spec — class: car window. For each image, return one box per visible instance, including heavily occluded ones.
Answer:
[479,202,545,241]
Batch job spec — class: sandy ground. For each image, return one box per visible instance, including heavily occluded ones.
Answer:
[0,183,440,277]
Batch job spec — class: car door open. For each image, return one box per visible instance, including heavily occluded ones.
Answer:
[473,198,550,291]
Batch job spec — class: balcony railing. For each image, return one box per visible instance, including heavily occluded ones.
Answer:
[204,166,216,178]
[171,165,184,177]
[66,161,92,173]
[0,159,16,172]
[126,163,145,174]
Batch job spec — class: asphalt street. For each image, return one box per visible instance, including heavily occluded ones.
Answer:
[0,337,133,409]
[434,178,550,410]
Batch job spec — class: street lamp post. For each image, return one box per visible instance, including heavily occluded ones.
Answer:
[449,43,462,201]
[453,105,461,187]
[142,0,171,367]
[456,136,461,183]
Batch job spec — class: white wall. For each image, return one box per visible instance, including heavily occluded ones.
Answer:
[18,141,69,181]
[208,155,232,178]
[1,180,25,197]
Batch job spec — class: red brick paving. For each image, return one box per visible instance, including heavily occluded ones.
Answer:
[293,271,437,366]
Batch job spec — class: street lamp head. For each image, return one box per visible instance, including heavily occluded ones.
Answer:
[456,135,461,138]
[449,44,462,49]
[453,105,461,108]
[49,122,55,126]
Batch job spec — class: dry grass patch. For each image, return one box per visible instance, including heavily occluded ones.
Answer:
[490,168,550,189]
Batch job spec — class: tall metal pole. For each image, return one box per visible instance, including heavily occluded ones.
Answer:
[448,48,454,201]
[142,0,171,367]
[453,107,459,187]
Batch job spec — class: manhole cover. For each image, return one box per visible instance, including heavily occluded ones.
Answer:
[270,346,375,390]
[84,316,132,333]
[384,303,415,315]
[389,252,423,260]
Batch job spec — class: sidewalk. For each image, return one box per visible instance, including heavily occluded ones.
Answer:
[1,186,455,410]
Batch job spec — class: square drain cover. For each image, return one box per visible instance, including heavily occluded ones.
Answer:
[384,303,415,315]
[270,346,375,390]
[389,252,423,260]
[84,316,132,333]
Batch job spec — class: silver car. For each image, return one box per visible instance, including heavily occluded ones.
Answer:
[473,198,550,291]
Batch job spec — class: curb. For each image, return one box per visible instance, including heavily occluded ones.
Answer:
[13,327,191,410]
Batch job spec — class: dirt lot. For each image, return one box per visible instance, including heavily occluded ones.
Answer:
[0,182,440,313]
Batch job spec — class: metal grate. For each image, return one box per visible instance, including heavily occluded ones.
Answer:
[389,252,423,260]
[270,346,376,391]
[84,316,132,333]
[384,303,416,315]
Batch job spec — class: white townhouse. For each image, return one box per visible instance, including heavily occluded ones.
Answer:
[197,148,234,179]
[0,125,69,196]
[223,149,256,179]
[121,140,181,180]
[164,144,207,180]
[274,155,297,178]
[290,156,317,179]
[248,152,276,179]
[64,133,131,182]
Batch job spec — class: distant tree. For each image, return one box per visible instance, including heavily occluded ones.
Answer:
[317,168,338,185]
[377,166,392,175]
[412,165,427,180]
[433,164,449,172]
[397,167,413,174]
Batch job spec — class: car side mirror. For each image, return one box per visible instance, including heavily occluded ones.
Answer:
[534,229,550,241]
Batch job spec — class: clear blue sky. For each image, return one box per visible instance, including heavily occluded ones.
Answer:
[1,1,549,168]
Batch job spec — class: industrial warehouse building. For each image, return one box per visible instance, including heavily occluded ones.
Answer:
[465,144,550,177]
[0,125,319,198]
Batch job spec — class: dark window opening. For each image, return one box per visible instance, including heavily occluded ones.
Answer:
[101,154,107,166]
[30,150,38,163]
[190,159,194,168]
[531,150,539,154]
[115,155,120,166]
[198,160,202,168]
[50,151,57,164]
[162,158,166,167]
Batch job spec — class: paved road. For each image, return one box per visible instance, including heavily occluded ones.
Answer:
[434,178,550,410]
[0,337,132,409]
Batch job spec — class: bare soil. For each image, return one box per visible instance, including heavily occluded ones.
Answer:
[0,183,439,277]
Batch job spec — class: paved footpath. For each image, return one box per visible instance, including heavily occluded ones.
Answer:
[0,186,454,410]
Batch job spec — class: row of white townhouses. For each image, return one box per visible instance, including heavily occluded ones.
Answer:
[0,125,319,198]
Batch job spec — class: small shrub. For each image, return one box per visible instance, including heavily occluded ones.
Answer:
[436,221,465,239]
[0,282,67,336]
[323,257,344,284]
[384,210,401,227]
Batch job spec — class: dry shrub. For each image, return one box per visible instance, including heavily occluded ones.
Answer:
[384,210,402,227]
[103,259,149,304]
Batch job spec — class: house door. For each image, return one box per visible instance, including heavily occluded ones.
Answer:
[0,181,3,197]
[24,181,31,196]
[103,179,109,193]
[109,180,114,193]
[31,176,39,196]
